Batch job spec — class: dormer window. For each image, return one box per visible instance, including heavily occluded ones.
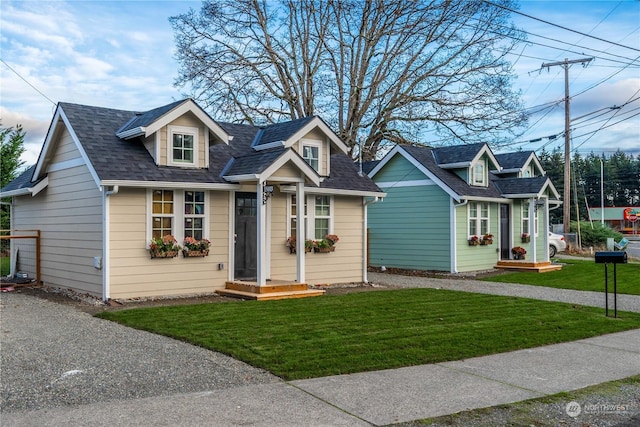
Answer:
[168,125,198,166]
[471,160,486,186]
[301,139,322,172]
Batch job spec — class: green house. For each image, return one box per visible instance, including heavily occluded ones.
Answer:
[367,143,561,273]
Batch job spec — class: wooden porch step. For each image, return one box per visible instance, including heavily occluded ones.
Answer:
[224,281,309,294]
[495,261,563,273]
[217,288,325,301]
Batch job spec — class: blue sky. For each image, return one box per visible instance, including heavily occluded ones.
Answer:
[1,0,638,166]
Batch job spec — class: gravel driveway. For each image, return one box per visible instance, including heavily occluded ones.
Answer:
[0,292,278,413]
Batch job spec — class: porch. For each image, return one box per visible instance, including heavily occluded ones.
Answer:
[218,280,326,301]
[495,260,563,273]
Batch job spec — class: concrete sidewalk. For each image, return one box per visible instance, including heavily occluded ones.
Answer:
[4,329,640,426]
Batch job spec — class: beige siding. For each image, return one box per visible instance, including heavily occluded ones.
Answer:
[270,162,302,179]
[108,188,231,299]
[143,135,155,162]
[13,129,103,295]
[292,131,329,176]
[270,193,365,285]
[156,112,207,168]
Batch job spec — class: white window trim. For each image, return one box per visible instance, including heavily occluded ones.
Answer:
[287,194,333,240]
[522,202,539,236]
[146,189,210,247]
[468,201,490,237]
[167,125,199,167]
[301,139,323,174]
[470,160,486,186]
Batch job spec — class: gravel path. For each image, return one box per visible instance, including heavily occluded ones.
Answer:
[0,293,279,413]
[368,272,640,313]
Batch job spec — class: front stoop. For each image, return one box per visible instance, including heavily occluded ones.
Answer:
[218,281,326,300]
[495,260,563,273]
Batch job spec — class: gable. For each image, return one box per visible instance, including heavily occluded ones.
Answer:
[372,152,429,183]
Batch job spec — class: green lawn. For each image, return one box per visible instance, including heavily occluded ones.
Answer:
[482,258,640,295]
[0,257,9,277]
[97,288,640,380]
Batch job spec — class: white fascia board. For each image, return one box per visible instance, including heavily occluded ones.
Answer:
[34,107,101,189]
[494,167,521,174]
[278,184,385,198]
[368,145,461,201]
[541,179,561,200]
[439,161,471,169]
[58,109,102,189]
[100,180,241,190]
[259,150,321,186]
[0,177,50,198]
[253,140,285,151]
[465,196,510,203]
[115,126,145,139]
[33,106,63,180]
[0,188,30,197]
[30,176,49,196]
[144,99,229,144]
[222,174,260,182]
[526,153,546,176]
[471,144,501,171]
[283,117,349,154]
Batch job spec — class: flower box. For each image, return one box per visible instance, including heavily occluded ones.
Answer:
[521,234,530,243]
[150,249,179,259]
[480,239,493,245]
[183,249,209,257]
[314,246,335,253]
[468,240,479,246]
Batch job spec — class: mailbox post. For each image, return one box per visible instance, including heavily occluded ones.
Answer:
[595,251,628,318]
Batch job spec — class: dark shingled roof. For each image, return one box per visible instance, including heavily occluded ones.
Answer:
[361,160,380,175]
[0,165,36,193]
[255,116,316,146]
[402,145,502,199]
[2,101,382,195]
[432,142,485,165]
[493,176,550,195]
[494,151,533,170]
[116,99,188,134]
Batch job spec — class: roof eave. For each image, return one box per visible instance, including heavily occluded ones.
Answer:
[115,126,145,139]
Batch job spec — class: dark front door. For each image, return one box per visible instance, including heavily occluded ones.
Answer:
[235,192,257,280]
[500,204,510,260]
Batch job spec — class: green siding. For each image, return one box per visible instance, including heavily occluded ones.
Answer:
[369,184,451,271]
[512,199,547,261]
[456,203,500,272]
[373,154,428,182]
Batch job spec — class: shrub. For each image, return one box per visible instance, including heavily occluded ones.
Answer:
[570,221,622,247]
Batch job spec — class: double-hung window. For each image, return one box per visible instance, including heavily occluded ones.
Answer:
[288,194,332,240]
[471,161,486,186]
[301,139,322,173]
[184,191,205,240]
[168,125,198,166]
[522,202,538,236]
[152,190,174,239]
[469,201,490,236]
[149,189,208,243]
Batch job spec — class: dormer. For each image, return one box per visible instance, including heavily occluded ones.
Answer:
[251,116,348,177]
[116,99,230,169]
[493,151,545,179]
[433,143,500,188]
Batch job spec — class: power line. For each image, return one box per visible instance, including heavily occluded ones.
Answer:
[0,58,56,106]
[484,0,640,52]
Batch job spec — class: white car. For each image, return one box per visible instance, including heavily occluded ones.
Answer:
[548,232,566,257]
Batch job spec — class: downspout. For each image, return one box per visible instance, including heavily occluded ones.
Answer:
[363,196,381,283]
[452,199,468,273]
[102,185,119,302]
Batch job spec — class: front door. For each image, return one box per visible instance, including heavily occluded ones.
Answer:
[500,204,510,260]
[234,192,257,280]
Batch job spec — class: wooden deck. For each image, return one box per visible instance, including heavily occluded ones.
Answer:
[217,280,325,301]
[495,260,563,273]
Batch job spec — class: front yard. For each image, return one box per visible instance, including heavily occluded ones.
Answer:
[97,288,640,380]
[482,258,640,295]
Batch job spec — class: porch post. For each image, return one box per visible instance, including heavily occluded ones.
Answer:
[296,181,306,283]
[543,198,550,260]
[529,198,537,263]
[257,180,267,286]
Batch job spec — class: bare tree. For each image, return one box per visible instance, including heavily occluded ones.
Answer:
[171,0,527,159]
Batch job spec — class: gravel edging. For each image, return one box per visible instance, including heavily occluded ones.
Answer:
[0,292,279,413]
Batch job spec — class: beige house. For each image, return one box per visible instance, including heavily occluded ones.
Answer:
[2,99,383,301]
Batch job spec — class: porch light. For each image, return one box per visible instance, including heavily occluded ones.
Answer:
[263,183,274,204]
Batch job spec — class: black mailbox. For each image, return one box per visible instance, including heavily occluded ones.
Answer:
[595,251,628,264]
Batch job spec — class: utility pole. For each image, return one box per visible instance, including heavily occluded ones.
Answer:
[541,57,593,234]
